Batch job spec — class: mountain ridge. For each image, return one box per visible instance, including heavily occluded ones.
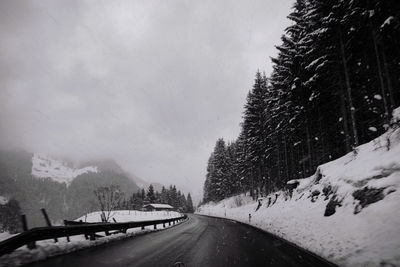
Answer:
[0,150,141,227]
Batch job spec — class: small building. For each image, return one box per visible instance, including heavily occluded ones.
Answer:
[143,203,174,211]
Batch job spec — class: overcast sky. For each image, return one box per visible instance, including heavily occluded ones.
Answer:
[0,0,293,200]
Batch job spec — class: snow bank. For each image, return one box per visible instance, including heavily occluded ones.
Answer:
[198,108,400,267]
[31,153,97,185]
[0,210,185,266]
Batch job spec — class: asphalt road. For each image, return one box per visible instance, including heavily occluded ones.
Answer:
[27,214,335,267]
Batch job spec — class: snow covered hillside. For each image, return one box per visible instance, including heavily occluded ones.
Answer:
[31,153,98,185]
[198,108,400,267]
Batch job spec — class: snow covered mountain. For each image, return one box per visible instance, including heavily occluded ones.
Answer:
[131,176,164,192]
[0,150,140,227]
[31,153,98,185]
[127,173,150,189]
[77,159,164,191]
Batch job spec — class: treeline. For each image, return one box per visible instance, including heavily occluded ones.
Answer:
[0,199,22,233]
[203,0,400,203]
[120,184,195,213]
[0,150,71,227]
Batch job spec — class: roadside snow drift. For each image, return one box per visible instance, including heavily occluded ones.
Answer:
[198,108,400,267]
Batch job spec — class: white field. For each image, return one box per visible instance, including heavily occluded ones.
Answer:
[75,210,182,223]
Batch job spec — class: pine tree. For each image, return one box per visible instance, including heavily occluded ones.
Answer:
[201,0,400,205]
[186,193,194,213]
[146,184,155,203]
[141,188,145,200]
[203,153,214,203]
[212,138,230,200]
[160,186,167,203]
[170,185,178,208]
[242,72,271,195]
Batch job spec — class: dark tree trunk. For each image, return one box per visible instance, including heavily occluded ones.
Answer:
[339,26,359,147]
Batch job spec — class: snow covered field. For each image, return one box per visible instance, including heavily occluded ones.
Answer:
[75,210,181,223]
[197,112,400,267]
[0,210,184,267]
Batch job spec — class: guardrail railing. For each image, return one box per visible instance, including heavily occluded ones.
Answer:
[0,214,187,257]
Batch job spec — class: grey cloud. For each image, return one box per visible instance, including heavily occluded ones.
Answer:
[0,0,293,200]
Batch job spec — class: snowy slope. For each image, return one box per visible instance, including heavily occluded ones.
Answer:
[31,153,98,185]
[128,173,149,189]
[128,173,165,192]
[198,108,400,267]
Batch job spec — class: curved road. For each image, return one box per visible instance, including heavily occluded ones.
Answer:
[28,214,335,267]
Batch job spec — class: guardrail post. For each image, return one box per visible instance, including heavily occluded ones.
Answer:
[154,224,157,230]
[21,215,36,249]
[79,220,89,240]
[41,209,58,243]
[108,218,119,235]
[63,220,71,242]
[90,233,96,240]
[169,221,171,226]
[141,225,145,230]
[163,222,165,228]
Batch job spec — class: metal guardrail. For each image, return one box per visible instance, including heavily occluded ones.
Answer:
[0,214,187,257]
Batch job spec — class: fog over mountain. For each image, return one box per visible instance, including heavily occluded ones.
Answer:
[0,0,292,199]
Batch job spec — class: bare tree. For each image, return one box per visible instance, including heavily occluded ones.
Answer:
[94,185,124,222]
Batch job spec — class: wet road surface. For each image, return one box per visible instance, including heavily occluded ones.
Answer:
[27,214,336,267]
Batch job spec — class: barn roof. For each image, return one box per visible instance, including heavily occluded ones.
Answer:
[144,203,174,209]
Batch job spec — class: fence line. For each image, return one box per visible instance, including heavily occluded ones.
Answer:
[0,214,187,257]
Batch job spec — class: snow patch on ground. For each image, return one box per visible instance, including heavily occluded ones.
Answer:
[31,153,98,185]
[198,109,400,267]
[381,16,395,28]
[0,232,14,242]
[0,196,8,205]
[0,210,185,267]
